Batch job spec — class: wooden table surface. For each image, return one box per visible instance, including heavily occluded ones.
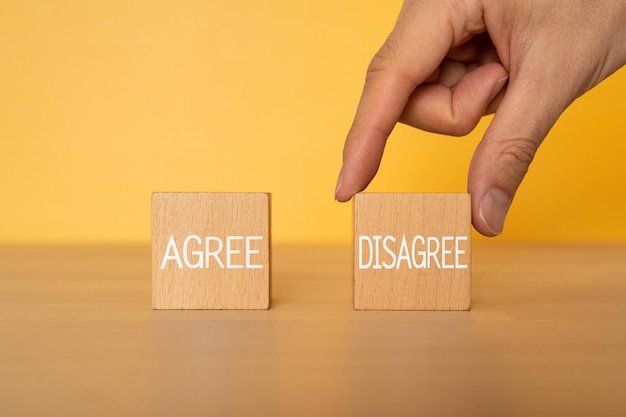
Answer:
[1,243,625,416]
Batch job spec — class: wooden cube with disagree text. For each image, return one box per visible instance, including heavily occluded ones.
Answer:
[354,193,471,310]
[152,192,270,310]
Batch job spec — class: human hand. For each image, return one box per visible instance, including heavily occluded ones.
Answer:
[335,0,626,236]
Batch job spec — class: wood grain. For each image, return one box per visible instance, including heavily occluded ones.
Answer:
[354,193,471,310]
[152,192,270,309]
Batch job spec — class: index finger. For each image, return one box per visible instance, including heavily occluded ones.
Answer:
[335,2,462,201]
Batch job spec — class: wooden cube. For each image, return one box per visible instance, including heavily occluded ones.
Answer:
[152,192,270,310]
[354,193,471,310]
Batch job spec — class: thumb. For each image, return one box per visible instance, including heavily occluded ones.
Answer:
[468,75,567,236]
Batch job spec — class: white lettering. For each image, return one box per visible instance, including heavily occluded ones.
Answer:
[359,236,373,269]
[411,235,426,268]
[246,236,263,268]
[205,236,224,268]
[183,235,203,269]
[441,236,454,269]
[396,235,411,269]
[381,235,397,269]
[455,236,468,269]
[160,234,183,269]
[160,234,265,269]
[357,234,469,270]
[372,236,383,269]
[427,237,441,268]
[226,236,244,269]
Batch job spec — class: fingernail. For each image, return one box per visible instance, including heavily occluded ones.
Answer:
[334,169,344,201]
[489,76,509,102]
[479,188,511,236]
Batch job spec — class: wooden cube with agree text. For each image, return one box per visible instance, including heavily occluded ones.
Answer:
[354,193,471,311]
[152,192,270,310]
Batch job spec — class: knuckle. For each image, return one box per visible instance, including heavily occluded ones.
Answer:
[448,114,478,136]
[492,138,537,183]
[365,40,416,86]
[366,42,394,77]
[448,101,481,136]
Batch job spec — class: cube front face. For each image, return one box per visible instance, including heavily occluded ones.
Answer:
[152,193,270,310]
[354,193,471,311]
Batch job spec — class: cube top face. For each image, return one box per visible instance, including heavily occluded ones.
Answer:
[354,193,471,311]
[152,192,270,310]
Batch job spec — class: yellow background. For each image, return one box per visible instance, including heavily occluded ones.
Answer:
[1,0,625,245]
